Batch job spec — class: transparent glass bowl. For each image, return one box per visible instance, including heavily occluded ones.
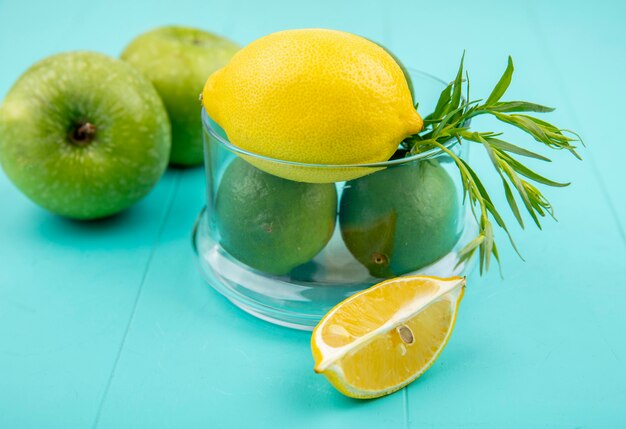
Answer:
[193,69,477,330]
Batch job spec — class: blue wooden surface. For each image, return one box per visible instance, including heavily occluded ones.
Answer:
[1,0,625,427]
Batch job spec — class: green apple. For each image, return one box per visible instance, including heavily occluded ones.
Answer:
[0,51,171,220]
[121,26,239,166]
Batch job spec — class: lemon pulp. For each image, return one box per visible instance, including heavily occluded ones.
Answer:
[312,275,465,399]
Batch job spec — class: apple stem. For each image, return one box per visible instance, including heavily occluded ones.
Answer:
[70,122,96,146]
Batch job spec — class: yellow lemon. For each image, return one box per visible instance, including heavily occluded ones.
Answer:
[202,29,423,183]
[311,275,465,399]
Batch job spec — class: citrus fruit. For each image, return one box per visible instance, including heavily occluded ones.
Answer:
[312,275,465,399]
[339,160,460,277]
[215,157,337,275]
[369,40,414,103]
[202,28,423,183]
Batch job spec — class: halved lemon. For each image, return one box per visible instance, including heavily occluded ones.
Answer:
[311,275,465,399]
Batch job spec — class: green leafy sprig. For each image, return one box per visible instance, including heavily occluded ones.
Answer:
[403,54,582,274]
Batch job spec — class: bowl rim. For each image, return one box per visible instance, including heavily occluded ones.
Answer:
[201,68,460,169]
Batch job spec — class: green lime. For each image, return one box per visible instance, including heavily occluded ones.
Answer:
[215,157,337,275]
[339,160,460,278]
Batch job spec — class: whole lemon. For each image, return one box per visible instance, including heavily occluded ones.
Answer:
[202,29,423,183]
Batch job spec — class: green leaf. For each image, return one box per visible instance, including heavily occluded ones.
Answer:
[433,103,468,138]
[518,114,563,133]
[491,241,504,277]
[492,113,571,151]
[459,159,512,234]
[457,234,484,267]
[524,182,555,219]
[488,101,555,113]
[465,70,471,111]
[426,82,453,122]
[515,115,582,157]
[486,56,514,105]
[450,52,465,112]
[502,177,524,228]
[485,137,551,161]
[480,221,491,271]
[501,153,570,187]
[476,138,528,229]
[500,162,542,228]
[492,112,548,141]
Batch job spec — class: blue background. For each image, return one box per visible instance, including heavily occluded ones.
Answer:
[1,0,625,427]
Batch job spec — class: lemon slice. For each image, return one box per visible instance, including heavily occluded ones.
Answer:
[311,275,465,399]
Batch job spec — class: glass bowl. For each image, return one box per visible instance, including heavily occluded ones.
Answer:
[192,69,478,330]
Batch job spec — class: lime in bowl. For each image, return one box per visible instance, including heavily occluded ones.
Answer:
[192,69,478,330]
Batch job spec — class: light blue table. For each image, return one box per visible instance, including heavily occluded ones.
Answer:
[1,0,625,427]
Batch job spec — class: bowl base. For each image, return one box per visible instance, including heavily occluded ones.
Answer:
[192,207,477,331]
